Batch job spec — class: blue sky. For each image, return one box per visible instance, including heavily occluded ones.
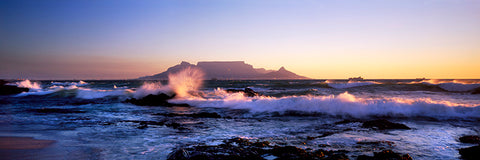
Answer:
[1,0,479,79]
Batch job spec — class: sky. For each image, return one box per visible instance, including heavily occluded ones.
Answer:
[1,0,479,80]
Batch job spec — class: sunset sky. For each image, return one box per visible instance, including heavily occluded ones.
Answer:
[1,0,479,80]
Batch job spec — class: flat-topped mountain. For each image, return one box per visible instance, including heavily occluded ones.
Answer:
[139,61,309,80]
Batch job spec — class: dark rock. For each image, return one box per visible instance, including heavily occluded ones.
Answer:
[459,145,480,160]
[125,93,190,107]
[326,153,349,160]
[358,150,412,160]
[362,119,410,130]
[226,88,259,97]
[0,80,29,95]
[472,87,480,94]
[167,149,191,160]
[225,137,252,146]
[460,135,480,144]
[165,122,188,130]
[28,108,86,114]
[154,112,222,118]
[307,132,335,140]
[335,119,362,125]
[167,137,349,160]
[137,123,148,129]
[357,141,395,146]
[252,141,270,148]
[271,146,308,159]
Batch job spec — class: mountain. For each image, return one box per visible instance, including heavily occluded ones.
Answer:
[138,61,309,80]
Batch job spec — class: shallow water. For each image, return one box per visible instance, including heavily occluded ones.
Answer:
[1,79,480,159]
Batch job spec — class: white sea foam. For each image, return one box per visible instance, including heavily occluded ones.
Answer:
[16,80,41,90]
[170,91,480,118]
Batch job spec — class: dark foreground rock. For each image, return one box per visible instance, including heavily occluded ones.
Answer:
[226,88,259,97]
[459,135,480,144]
[0,80,29,95]
[362,119,410,130]
[167,137,350,160]
[124,93,190,107]
[459,145,480,160]
[357,150,412,160]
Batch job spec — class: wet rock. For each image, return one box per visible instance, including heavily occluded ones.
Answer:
[167,137,353,160]
[226,88,259,97]
[125,93,190,107]
[335,119,362,125]
[357,141,395,146]
[358,150,412,160]
[137,123,148,129]
[361,119,410,130]
[0,80,29,95]
[459,145,480,160]
[271,146,308,159]
[154,112,222,118]
[28,108,86,114]
[252,141,270,148]
[307,132,335,140]
[459,135,480,144]
[471,87,480,94]
[165,122,188,130]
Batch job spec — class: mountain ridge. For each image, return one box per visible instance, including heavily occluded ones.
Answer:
[138,61,309,80]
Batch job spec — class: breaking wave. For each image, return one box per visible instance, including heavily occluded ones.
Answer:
[14,80,133,99]
[134,67,205,98]
[408,79,480,92]
[171,91,480,119]
[16,79,41,90]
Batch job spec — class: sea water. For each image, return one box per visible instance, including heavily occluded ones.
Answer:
[1,76,480,159]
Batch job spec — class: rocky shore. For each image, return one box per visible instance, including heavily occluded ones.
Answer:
[167,137,412,160]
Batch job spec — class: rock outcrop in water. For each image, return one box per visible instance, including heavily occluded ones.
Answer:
[0,80,29,95]
[138,61,309,80]
[459,145,480,160]
[459,135,480,144]
[124,93,190,107]
[472,87,480,94]
[357,150,412,160]
[361,119,411,130]
[459,135,480,160]
[226,88,259,97]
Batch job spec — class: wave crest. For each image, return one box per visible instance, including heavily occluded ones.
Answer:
[170,91,480,118]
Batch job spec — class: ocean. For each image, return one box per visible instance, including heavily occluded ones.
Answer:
[1,76,480,159]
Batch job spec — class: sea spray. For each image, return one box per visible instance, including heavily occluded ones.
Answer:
[167,67,205,98]
[134,67,205,98]
[133,82,170,99]
[170,91,480,118]
[16,79,41,90]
